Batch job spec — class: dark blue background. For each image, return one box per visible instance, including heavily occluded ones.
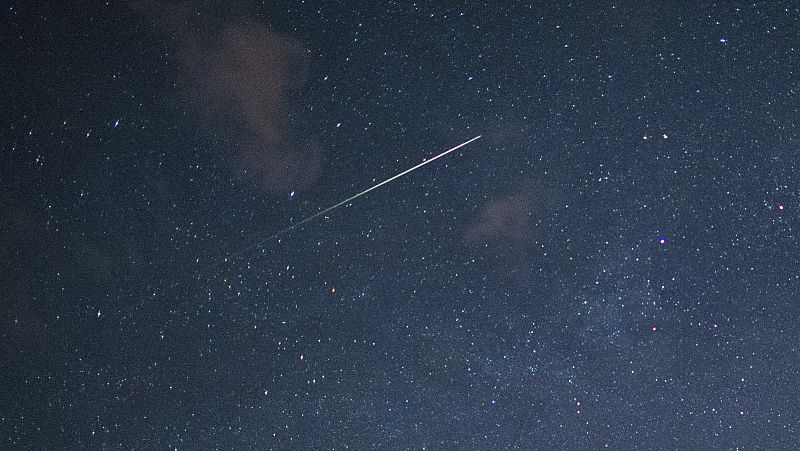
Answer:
[2,2,798,448]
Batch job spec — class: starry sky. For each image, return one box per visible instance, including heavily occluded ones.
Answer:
[2,1,799,449]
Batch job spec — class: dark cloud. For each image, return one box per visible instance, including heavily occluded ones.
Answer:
[135,2,322,193]
[463,187,548,286]
[465,190,539,245]
[184,22,321,192]
[0,200,130,357]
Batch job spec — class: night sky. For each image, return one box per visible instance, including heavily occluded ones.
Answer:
[2,2,799,449]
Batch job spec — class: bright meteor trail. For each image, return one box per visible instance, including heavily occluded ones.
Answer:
[223,135,482,261]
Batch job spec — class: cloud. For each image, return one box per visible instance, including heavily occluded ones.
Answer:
[465,190,538,245]
[463,188,547,286]
[0,200,140,357]
[136,2,322,193]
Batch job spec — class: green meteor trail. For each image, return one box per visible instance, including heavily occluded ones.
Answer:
[224,134,482,261]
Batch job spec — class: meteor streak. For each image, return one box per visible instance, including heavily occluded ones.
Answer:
[224,135,482,261]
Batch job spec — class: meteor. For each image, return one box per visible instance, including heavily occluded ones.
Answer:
[223,135,482,261]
